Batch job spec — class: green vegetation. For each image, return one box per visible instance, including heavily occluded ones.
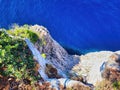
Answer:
[0,30,41,84]
[96,80,120,90]
[113,81,120,90]
[7,25,39,43]
[41,53,46,59]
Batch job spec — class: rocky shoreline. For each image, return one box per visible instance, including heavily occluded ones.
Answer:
[0,25,120,90]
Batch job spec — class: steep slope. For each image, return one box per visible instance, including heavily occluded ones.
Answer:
[2,24,120,90]
[30,25,79,72]
[2,25,90,90]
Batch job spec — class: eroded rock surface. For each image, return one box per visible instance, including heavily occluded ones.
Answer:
[5,24,120,89]
[71,51,120,86]
[102,53,120,82]
[71,51,114,85]
[29,25,120,88]
[30,25,79,72]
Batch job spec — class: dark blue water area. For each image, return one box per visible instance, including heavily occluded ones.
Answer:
[0,0,120,54]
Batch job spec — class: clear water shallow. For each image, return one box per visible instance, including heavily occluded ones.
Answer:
[0,0,120,53]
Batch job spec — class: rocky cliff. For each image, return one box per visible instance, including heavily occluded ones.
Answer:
[0,25,120,90]
[30,25,79,72]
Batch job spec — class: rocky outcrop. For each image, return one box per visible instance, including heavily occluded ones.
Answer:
[71,51,120,86]
[30,25,79,72]
[71,51,114,85]
[4,24,120,89]
[102,53,120,82]
[26,25,92,89]
[28,25,120,88]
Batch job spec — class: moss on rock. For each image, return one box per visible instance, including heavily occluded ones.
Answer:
[7,25,39,43]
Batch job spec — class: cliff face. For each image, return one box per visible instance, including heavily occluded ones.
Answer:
[0,25,120,90]
[71,51,120,87]
[0,25,90,90]
[30,25,79,72]
[29,25,120,89]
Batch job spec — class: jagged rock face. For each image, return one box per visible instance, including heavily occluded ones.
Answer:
[27,25,92,89]
[71,51,116,85]
[102,53,120,82]
[30,25,79,72]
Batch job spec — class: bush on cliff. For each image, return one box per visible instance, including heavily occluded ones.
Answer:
[0,30,41,89]
[7,25,39,43]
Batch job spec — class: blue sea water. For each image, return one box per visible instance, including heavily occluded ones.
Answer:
[0,0,120,54]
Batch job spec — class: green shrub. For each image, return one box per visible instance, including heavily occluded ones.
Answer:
[41,53,46,59]
[113,81,120,90]
[0,30,40,84]
[7,25,39,43]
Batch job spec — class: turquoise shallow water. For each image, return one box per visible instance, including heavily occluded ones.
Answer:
[0,0,120,54]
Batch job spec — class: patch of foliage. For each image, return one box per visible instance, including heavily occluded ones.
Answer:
[113,81,120,90]
[96,80,120,90]
[41,53,46,59]
[7,25,39,43]
[0,30,41,84]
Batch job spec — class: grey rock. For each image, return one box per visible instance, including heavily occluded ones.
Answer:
[30,25,79,72]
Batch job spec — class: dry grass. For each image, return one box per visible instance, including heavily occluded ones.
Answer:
[95,79,120,90]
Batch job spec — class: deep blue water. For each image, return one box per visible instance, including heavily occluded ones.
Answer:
[0,0,120,54]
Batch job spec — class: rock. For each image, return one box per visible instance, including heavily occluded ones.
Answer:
[45,64,61,78]
[69,71,84,82]
[30,25,79,72]
[47,78,92,90]
[102,53,120,82]
[71,51,114,85]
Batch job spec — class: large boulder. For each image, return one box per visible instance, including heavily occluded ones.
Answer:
[102,53,120,82]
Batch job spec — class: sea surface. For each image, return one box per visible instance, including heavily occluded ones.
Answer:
[0,0,120,54]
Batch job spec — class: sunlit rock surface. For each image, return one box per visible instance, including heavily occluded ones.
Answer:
[71,51,113,85]
[25,25,92,89]
[2,25,120,89]
[27,25,120,88]
[30,25,79,72]
[102,53,120,82]
[71,51,120,86]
